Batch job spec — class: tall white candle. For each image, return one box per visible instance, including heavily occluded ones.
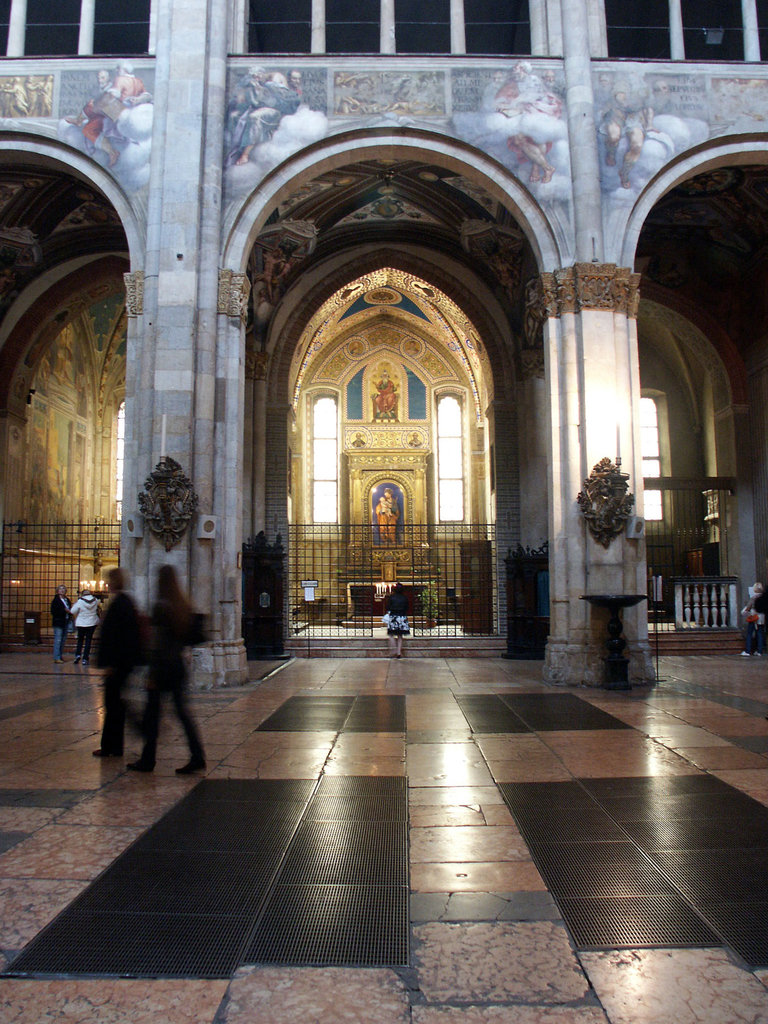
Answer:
[160,414,166,457]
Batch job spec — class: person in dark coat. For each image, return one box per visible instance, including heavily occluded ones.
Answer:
[385,582,410,658]
[50,584,71,663]
[94,567,141,757]
[128,565,206,775]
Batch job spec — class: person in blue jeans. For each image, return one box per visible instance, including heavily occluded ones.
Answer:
[741,582,766,656]
[50,584,71,663]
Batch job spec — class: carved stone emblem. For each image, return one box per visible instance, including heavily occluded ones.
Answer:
[577,457,635,547]
[123,270,144,316]
[137,457,199,551]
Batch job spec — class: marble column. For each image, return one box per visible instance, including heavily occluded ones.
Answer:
[381,0,395,53]
[560,0,604,262]
[450,0,465,54]
[542,265,653,687]
[7,0,26,56]
[311,0,326,53]
[669,0,684,59]
[78,0,95,54]
[129,0,247,686]
[742,0,760,61]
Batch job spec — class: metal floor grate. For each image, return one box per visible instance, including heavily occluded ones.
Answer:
[455,695,529,733]
[257,696,355,732]
[500,776,768,966]
[6,776,409,979]
[343,695,406,732]
[558,895,719,949]
[244,884,410,966]
[501,694,632,732]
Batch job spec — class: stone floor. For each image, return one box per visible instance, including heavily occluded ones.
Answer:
[1,649,768,1022]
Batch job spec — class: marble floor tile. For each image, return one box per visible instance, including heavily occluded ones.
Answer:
[0,824,141,879]
[0,877,87,949]
[0,978,228,1024]
[580,948,768,1024]
[323,755,406,775]
[410,859,546,893]
[410,825,530,863]
[413,921,589,1004]
[409,786,505,806]
[672,745,768,769]
[222,966,410,1023]
[409,803,488,827]
[412,1007,610,1023]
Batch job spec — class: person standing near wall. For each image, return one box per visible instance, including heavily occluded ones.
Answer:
[94,568,141,757]
[741,582,765,656]
[50,585,71,663]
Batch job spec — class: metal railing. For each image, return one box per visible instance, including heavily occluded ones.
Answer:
[288,522,497,638]
[1,522,120,642]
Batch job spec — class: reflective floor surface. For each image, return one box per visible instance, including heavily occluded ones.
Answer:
[2,650,768,1022]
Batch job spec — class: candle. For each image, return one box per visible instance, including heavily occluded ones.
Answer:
[160,414,166,458]
[616,424,621,465]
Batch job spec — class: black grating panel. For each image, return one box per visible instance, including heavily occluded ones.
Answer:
[501,694,631,732]
[9,912,248,978]
[244,885,409,966]
[581,775,734,801]
[5,776,409,977]
[528,842,678,899]
[315,775,407,798]
[257,696,355,732]
[558,895,719,949]
[598,792,764,823]
[507,806,629,843]
[455,695,529,733]
[279,821,408,885]
[344,695,406,732]
[652,849,768,902]
[697,902,768,968]
[499,780,597,812]
[622,818,768,851]
[304,794,407,822]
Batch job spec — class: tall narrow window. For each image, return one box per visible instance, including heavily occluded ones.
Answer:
[437,395,464,521]
[25,0,80,55]
[0,0,10,54]
[312,396,338,523]
[115,401,125,522]
[94,0,150,55]
[465,0,530,56]
[249,0,311,52]
[604,0,670,58]
[395,0,450,52]
[640,396,663,521]
[681,0,743,61]
[327,0,379,53]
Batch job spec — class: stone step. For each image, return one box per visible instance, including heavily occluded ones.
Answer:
[285,636,507,658]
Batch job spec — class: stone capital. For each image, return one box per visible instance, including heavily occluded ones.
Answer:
[245,349,269,381]
[530,265,641,319]
[123,270,144,317]
[218,269,251,321]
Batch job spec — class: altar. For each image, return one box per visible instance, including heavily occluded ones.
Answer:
[347,582,423,618]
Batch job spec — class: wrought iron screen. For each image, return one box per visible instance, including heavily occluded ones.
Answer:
[288,523,497,638]
[1,522,121,641]
[644,479,735,631]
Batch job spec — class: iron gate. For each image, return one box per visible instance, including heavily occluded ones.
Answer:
[1,522,121,642]
[288,523,497,638]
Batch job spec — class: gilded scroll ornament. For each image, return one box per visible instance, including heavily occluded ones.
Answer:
[577,457,635,548]
[137,457,199,551]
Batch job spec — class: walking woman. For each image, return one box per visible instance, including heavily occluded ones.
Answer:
[128,565,206,775]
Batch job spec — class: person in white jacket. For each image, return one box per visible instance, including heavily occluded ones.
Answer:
[70,589,101,666]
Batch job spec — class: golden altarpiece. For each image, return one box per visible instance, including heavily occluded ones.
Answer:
[286,274,496,635]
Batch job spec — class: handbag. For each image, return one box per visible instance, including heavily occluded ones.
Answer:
[382,613,391,626]
[747,612,759,623]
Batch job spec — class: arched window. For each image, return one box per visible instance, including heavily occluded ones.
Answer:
[115,401,125,522]
[312,395,338,523]
[640,396,663,521]
[437,395,464,521]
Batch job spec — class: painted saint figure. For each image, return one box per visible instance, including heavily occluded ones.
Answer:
[373,368,398,420]
[376,488,399,546]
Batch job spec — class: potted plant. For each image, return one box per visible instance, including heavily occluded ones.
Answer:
[419,583,439,627]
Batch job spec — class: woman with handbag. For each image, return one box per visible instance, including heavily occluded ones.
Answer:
[741,582,765,656]
[127,565,206,774]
